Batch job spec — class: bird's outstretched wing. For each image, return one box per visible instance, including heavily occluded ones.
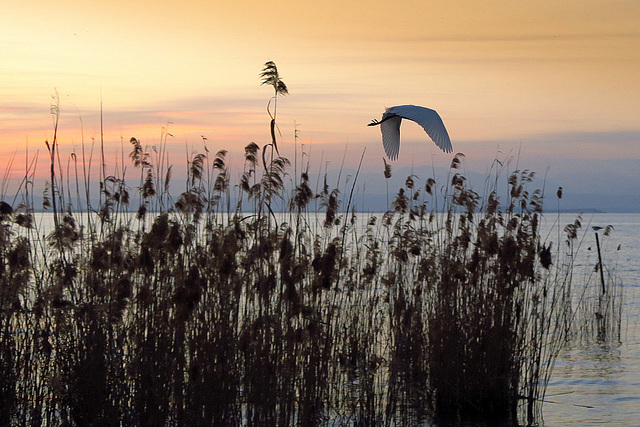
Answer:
[389,105,452,153]
[380,115,402,160]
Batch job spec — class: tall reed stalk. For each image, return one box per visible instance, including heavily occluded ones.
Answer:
[0,76,597,426]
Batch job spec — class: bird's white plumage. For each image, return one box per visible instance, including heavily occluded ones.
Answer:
[373,105,452,160]
[380,115,402,160]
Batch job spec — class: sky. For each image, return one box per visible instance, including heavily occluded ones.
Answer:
[1,0,639,211]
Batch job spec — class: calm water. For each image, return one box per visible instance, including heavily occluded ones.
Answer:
[540,214,640,426]
[27,211,640,425]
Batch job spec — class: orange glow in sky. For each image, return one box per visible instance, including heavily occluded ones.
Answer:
[1,0,639,204]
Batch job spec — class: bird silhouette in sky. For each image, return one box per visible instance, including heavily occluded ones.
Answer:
[369,105,452,160]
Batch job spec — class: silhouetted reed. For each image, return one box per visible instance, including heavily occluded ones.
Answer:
[0,76,603,426]
[565,223,623,345]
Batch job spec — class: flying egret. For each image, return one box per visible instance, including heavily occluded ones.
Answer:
[368,105,453,160]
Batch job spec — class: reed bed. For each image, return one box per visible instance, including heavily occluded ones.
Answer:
[0,69,605,425]
[1,149,582,426]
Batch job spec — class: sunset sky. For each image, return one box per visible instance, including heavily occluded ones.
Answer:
[1,0,639,210]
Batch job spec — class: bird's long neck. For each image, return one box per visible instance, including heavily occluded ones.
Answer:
[368,114,396,126]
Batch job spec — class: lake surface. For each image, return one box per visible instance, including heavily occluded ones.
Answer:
[26,211,640,425]
[539,214,640,426]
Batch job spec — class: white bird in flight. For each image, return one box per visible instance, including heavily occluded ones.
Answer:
[368,105,453,160]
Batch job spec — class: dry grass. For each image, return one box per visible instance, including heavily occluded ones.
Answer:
[0,69,617,425]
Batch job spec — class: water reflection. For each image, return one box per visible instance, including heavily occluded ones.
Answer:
[545,343,640,425]
[540,214,640,425]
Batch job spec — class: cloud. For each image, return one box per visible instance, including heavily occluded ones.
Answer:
[390,32,640,44]
[521,130,640,158]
